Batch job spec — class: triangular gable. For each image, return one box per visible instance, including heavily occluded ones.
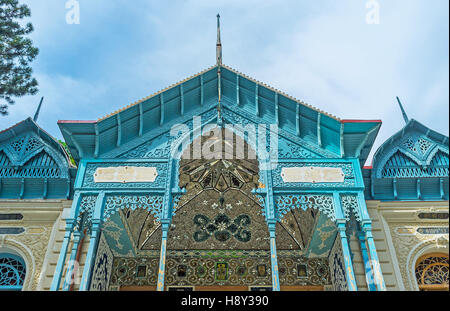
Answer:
[58,65,381,164]
[0,117,75,199]
[0,118,72,177]
[372,119,449,179]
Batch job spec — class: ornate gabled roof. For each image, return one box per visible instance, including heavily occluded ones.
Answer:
[0,117,75,199]
[58,64,381,165]
[368,117,449,201]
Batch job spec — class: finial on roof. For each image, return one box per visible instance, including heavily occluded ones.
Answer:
[33,96,44,122]
[396,96,409,124]
[216,13,222,65]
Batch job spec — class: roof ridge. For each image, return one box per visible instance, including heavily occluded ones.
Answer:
[221,64,341,122]
[97,65,218,122]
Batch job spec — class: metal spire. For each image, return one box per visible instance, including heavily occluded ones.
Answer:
[33,96,44,122]
[216,14,223,126]
[216,13,222,65]
[396,96,409,124]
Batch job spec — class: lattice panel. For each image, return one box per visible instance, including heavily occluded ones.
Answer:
[340,195,361,222]
[275,195,335,222]
[415,255,449,287]
[76,195,97,231]
[402,137,433,156]
[103,195,164,222]
[0,255,26,288]
[382,150,449,178]
[0,151,60,178]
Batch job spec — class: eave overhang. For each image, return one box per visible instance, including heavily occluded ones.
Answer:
[58,65,382,165]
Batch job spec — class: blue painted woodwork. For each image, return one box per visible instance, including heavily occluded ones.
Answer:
[337,223,358,291]
[366,119,449,201]
[358,232,377,291]
[0,117,75,199]
[79,192,105,291]
[58,65,381,167]
[0,253,26,291]
[362,222,386,291]
[54,58,388,291]
[62,231,82,291]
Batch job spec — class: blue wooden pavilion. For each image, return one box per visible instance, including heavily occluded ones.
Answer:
[49,15,417,292]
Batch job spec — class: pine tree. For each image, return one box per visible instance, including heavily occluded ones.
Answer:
[0,0,39,115]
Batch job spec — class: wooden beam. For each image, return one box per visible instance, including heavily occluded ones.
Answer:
[66,179,71,199]
[236,75,240,106]
[43,178,48,199]
[393,178,398,199]
[200,75,204,106]
[340,123,345,158]
[138,102,143,137]
[317,113,322,148]
[160,93,165,126]
[116,113,122,147]
[255,84,259,116]
[417,179,422,200]
[296,103,300,136]
[94,123,99,158]
[180,84,184,116]
[275,93,279,126]
[62,128,84,158]
[19,178,25,199]
[355,125,379,158]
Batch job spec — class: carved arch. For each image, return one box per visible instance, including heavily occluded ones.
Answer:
[406,237,449,291]
[415,253,449,291]
[0,240,35,291]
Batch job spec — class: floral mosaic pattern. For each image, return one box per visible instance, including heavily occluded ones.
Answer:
[193,214,251,243]
[109,257,159,288]
[328,237,348,291]
[168,190,269,250]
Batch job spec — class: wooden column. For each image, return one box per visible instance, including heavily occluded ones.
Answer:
[157,222,170,291]
[358,231,376,291]
[50,223,74,291]
[337,222,358,291]
[62,230,82,291]
[79,192,105,291]
[269,222,280,291]
[363,223,386,291]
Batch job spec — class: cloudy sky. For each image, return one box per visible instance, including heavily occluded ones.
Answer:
[1,0,448,164]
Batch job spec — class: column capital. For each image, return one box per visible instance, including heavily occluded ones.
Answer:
[336,221,347,230]
[64,220,75,232]
[362,222,373,233]
[72,230,83,241]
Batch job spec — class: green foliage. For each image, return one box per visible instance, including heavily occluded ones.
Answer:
[0,0,39,115]
[58,140,76,167]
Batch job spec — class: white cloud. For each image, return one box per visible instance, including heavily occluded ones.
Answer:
[1,0,447,164]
